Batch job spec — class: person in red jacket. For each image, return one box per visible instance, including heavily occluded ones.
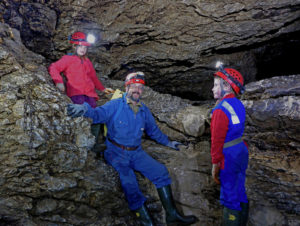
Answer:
[48,31,113,150]
[210,62,249,226]
[49,31,113,106]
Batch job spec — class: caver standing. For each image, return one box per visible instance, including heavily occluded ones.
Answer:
[210,62,249,226]
[67,71,198,226]
[48,31,113,151]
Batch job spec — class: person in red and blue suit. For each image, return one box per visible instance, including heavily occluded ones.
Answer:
[210,62,249,226]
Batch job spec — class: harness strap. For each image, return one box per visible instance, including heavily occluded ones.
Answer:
[223,137,243,148]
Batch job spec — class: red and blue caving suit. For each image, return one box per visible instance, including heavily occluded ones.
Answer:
[83,94,172,210]
[211,93,249,211]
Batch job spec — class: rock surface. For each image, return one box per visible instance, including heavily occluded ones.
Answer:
[0,22,133,225]
[242,75,300,226]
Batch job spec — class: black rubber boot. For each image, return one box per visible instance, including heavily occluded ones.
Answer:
[135,204,154,226]
[222,206,241,226]
[240,202,249,226]
[157,185,198,225]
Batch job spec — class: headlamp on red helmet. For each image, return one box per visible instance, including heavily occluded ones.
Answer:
[68,32,96,46]
[214,61,245,94]
[86,34,96,44]
[125,72,145,86]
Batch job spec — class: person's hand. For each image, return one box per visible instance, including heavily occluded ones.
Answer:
[104,88,114,94]
[56,83,65,92]
[166,140,184,151]
[212,164,220,184]
[67,104,88,118]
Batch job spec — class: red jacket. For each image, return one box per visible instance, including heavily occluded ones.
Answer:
[48,55,105,100]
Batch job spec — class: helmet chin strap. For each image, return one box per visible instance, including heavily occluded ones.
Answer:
[220,81,227,97]
[220,80,232,98]
[74,45,79,56]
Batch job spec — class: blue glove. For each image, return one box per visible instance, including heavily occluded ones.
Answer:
[166,140,183,151]
[67,104,88,118]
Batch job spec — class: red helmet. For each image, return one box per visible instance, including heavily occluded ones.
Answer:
[69,31,91,46]
[214,68,244,94]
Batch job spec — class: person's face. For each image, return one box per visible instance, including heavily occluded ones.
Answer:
[126,83,144,102]
[212,77,223,100]
[76,45,88,56]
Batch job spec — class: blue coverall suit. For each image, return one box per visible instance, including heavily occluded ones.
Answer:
[212,96,249,211]
[83,94,171,210]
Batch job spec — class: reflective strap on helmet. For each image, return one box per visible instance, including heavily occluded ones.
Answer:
[222,101,240,124]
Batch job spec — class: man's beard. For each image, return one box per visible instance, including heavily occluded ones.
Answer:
[129,91,141,102]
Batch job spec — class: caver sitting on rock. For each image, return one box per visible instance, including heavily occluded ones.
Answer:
[67,71,198,226]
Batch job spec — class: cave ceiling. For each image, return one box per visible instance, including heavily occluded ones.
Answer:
[1,0,300,100]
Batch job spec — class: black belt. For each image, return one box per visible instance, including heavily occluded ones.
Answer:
[108,138,139,151]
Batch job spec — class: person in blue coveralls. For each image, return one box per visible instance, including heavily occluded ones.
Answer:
[210,62,249,226]
[67,71,198,226]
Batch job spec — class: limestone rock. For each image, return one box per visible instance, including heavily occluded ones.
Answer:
[243,75,300,150]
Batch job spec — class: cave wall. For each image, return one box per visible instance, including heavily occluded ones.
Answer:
[0,1,300,226]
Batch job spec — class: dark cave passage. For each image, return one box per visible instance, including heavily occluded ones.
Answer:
[255,31,300,80]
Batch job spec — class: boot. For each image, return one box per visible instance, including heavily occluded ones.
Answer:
[222,206,241,226]
[157,185,198,225]
[240,202,249,226]
[135,204,154,226]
